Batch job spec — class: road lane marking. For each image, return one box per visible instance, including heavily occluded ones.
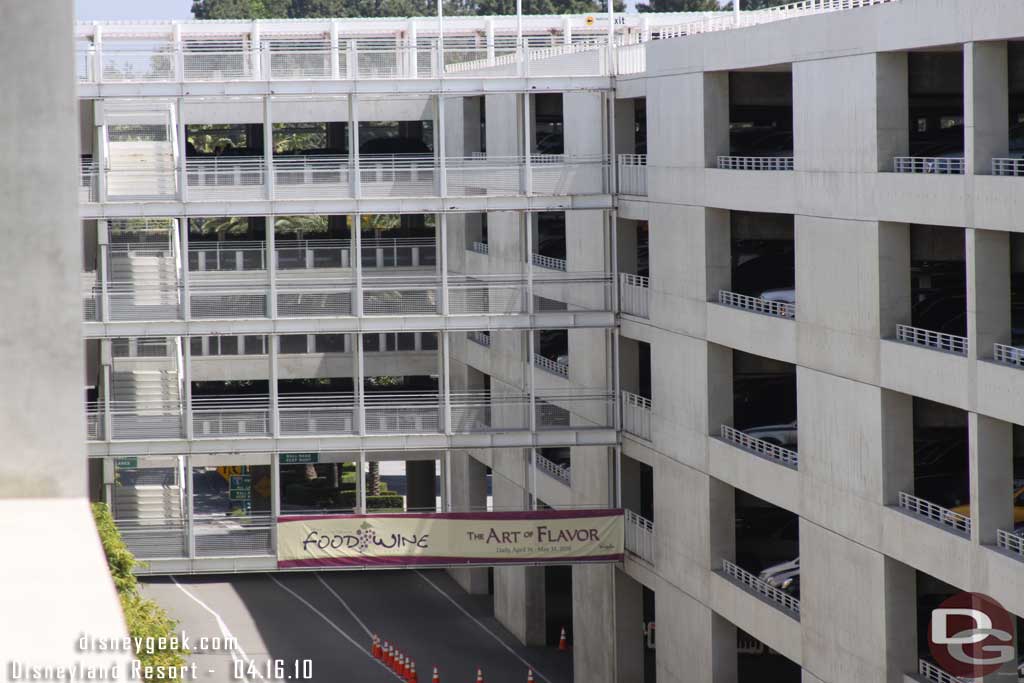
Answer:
[413,571,553,683]
[316,573,374,639]
[267,574,401,679]
[171,576,262,682]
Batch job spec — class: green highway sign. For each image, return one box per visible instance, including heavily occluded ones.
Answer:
[114,457,138,469]
[281,453,319,465]
[229,474,251,501]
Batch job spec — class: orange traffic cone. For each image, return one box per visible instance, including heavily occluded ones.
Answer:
[372,635,381,659]
[475,668,484,683]
[407,660,418,683]
[558,627,568,652]
[430,665,440,683]
[400,653,408,678]
[383,642,392,668]
[396,652,404,675]
[527,671,535,683]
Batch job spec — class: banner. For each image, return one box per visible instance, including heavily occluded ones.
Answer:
[277,509,624,568]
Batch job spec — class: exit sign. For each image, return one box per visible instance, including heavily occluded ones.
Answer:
[114,457,138,469]
[281,453,318,465]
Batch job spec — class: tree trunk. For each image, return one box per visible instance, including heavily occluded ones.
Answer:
[368,461,381,496]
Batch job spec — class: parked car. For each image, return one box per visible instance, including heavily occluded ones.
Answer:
[743,420,798,449]
[950,486,1024,524]
[758,557,799,588]
[759,287,795,304]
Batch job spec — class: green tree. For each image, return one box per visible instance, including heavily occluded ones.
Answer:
[192,0,291,18]
[636,0,719,12]
[195,0,613,18]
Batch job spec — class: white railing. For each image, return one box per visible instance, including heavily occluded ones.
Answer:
[618,154,647,196]
[625,509,654,563]
[893,156,965,174]
[622,391,652,441]
[535,452,571,485]
[720,425,799,468]
[655,0,898,40]
[533,353,569,378]
[918,660,969,683]
[721,559,800,616]
[532,253,567,271]
[80,159,98,202]
[467,330,491,347]
[470,241,489,255]
[996,528,1024,559]
[897,491,971,536]
[615,42,646,76]
[717,156,794,171]
[194,515,274,557]
[718,290,795,319]
[895,324,967,356]
[620,273,650,319]
[993,158,1024,176]
[993,343,1024,368]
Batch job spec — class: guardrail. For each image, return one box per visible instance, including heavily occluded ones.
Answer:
[470,241,489,255]
[533,353,569,378]
[996,528,1024,559]
[720,425,799,468]
[895,324,967,356]
[897,491,971,536]
[717,156,794,171]
[622,391,652,441]
[620,273,650,318]
[893,156,965,174]
[625,509,654,563]
[717,290,795,319]
[194,515,274,557]
[721,559,800,616]
[535,452,571,485]
[918,660,969,683]
[993,343,1024,368]
[615,43,645,76]
[532,253,568,271]
[993,158,1024,176]
[618,154,647,196]
[467,330,491,347]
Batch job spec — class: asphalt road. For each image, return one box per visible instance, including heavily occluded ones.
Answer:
[142,570,573,683]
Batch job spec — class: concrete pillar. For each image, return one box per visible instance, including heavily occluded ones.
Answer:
[969,413,1014,546]
[710,612,738,683]
[965,41,1009,175]
[493,464,546,645]
[705,208,731,299]
[967,229,1012,361]
[878,222,911,337]
[703,71,730,166]
[614,569,644,683]
[883,557,918,683]
[573,564,616,683]
[708,477,735,566]
[614,98,636,157]
[564,92,604,157]
[707,343,733,434]
[880,390,914,506]
[405,460,436,512]
[617,217,638,275]
[876,52,909,170]
[446,452,489,594]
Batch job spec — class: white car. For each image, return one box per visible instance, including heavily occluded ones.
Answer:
[759,557,799,588]
[760,287,795,304]
[744,420,798,448]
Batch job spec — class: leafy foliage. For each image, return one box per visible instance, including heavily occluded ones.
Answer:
[92,503,189,679]
[194,0,615,19]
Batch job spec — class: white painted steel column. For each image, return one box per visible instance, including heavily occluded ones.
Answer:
[733,0,741,24]
[330,21,340,79]
[358,450,367,513]
[97,220,110,322]
[179,218,191,321]
[608,93,617,195]
[444,450,453,512]
[353,214,363,316]
[101,340,113,441]
[182,332,193,439]
[172,24,184,81]
[407,21,418,78]
[436,96,448,197]
[485,19,495,66]
[267,214,277,318]
[562,16,572,45]
[251,22,262,80]
[524,212,534,316]
[92,24,103,83]
[349,95,361,198]
[270,451,280,552]
[263,96,274,200]
[612,328,622,433]
[186,454,196,558]
[442,332,452,435]
[523,93,532,196]
[176,97,188,202]
[527,330,537,433]
[439,213,449,315]
[529,448,538,510]
[355,333,365,435]
[269,334,280,437]
[614,444,622,508]
[610,208,619,313]
[96,103,108,202]
[436,0,443,78]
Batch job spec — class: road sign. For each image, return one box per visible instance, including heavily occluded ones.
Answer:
[281,453,319,465]
[114,457,138,469]
[229,474,251,501]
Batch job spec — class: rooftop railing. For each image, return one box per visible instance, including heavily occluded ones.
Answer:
[721,559,800,616]
[993,343,1024,368]
[893,156,965,174]
[617,154,647,196]
[718,290,795,319]
[717,156,794,171]
[895,324,967,356]
[720,425,799,469]
[620,273,650,319]
[622,390,652,441]
[993,158,1024,176]
[897,491,971,536]
[625,509,654,563]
